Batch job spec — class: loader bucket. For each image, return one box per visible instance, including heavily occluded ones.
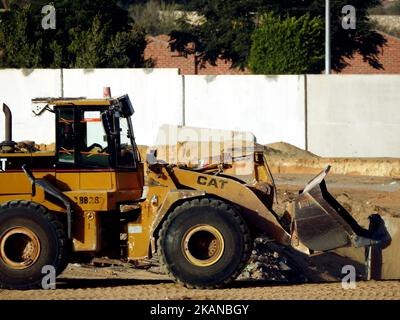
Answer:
[291,166,377,252]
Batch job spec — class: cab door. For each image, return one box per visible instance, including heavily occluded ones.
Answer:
[78,109,113,191]
[55,106,80,191]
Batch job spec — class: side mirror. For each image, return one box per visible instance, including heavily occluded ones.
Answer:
[117,95,134,117]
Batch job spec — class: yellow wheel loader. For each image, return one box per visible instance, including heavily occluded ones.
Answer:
[0,95,379,289]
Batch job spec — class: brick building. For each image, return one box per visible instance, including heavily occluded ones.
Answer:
[144,35,248,75]
[339,32,400,74]
[145,33,400,75]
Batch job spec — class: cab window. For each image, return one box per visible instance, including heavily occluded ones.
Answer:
[58,109,75,164]
[117,116,137,168]
[80,110,110,167]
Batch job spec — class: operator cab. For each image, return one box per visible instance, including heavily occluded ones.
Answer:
[32,95,141,171]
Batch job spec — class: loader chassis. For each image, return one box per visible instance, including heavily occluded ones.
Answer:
[0,95,381,290]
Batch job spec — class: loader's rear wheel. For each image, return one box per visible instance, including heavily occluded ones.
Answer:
[158,198,251,289]
[0,201,67,289]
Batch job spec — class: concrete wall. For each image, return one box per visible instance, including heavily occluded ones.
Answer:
[0,69,62,143]
[184,75,306,149]
[307,75,400,157]
[0,69,399,158]
[63,69,183,146]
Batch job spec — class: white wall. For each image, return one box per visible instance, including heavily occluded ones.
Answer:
[0,69,61,144]
[307,75,400,158]
[63,69,183,146]
[184,75,306,149]
[0,69,399,158]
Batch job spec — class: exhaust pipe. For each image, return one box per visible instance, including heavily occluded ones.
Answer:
[0,103,16,153]
[3,103,12,142]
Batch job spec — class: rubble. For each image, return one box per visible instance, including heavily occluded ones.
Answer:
[238,237,306,283]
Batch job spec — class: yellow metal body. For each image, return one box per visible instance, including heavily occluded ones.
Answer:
[2,97,391,286]
[0,96,287,263]
[0,143,286,263]
[126,152,290,260]
[73,211,101,252]
[0,168,144,209]
[0,150,144,253]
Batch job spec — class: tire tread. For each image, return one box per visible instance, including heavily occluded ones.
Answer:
[0,201,68,290]
[157,198,251,289]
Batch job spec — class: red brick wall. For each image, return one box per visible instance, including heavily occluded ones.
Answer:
[340,33,400,74]
[144,35,248,75]
[145,33,400,75]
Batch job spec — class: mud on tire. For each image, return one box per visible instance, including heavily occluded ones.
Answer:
[157,198,251,289]
[0,201,68,289]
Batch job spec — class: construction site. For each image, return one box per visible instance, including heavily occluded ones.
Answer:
[1,4,400,319]
[1,141,400,300]
[0,54,399,306]
[0,100,399,299]
[0,65,399,301]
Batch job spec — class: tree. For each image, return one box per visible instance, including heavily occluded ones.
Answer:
[0,0,147,68]
[370,0,400,15]
[0,3,42,68]
[391,0,400,14]
[249,13,324,74]
[69,15,146,68]
[129,0,181,36]
[170,0,386,72]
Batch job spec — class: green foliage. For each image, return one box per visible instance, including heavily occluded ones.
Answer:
[0,4,42,67]
[171,0,386,72]
[68,16,146,68]
[171,1,263,70]
[370,0,400,15]
[129,0,182,36]
[105,26,147,68]
[68,16,109,68]
[0,0,147,68]
[385,0,400,15]
[393,0,400,14]
[249,13,324,74]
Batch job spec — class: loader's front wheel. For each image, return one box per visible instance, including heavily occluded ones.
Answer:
[0,201,67,289]
[158,198,251,289]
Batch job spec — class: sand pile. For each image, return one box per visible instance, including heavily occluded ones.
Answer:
[31,140,400,178]
[264,142,318,159]
[262,142,400,178]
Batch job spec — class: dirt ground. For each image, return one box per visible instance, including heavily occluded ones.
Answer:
[1,173,400,300]
[1,264,400,300]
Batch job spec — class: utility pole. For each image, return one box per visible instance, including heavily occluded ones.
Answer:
[325,0,331,74]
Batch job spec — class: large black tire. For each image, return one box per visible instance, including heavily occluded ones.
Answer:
[53,219,70,276]
[0,201,67,289]
[158,198,251,289]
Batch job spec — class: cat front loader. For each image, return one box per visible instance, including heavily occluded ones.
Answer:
[0,94,380,290]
